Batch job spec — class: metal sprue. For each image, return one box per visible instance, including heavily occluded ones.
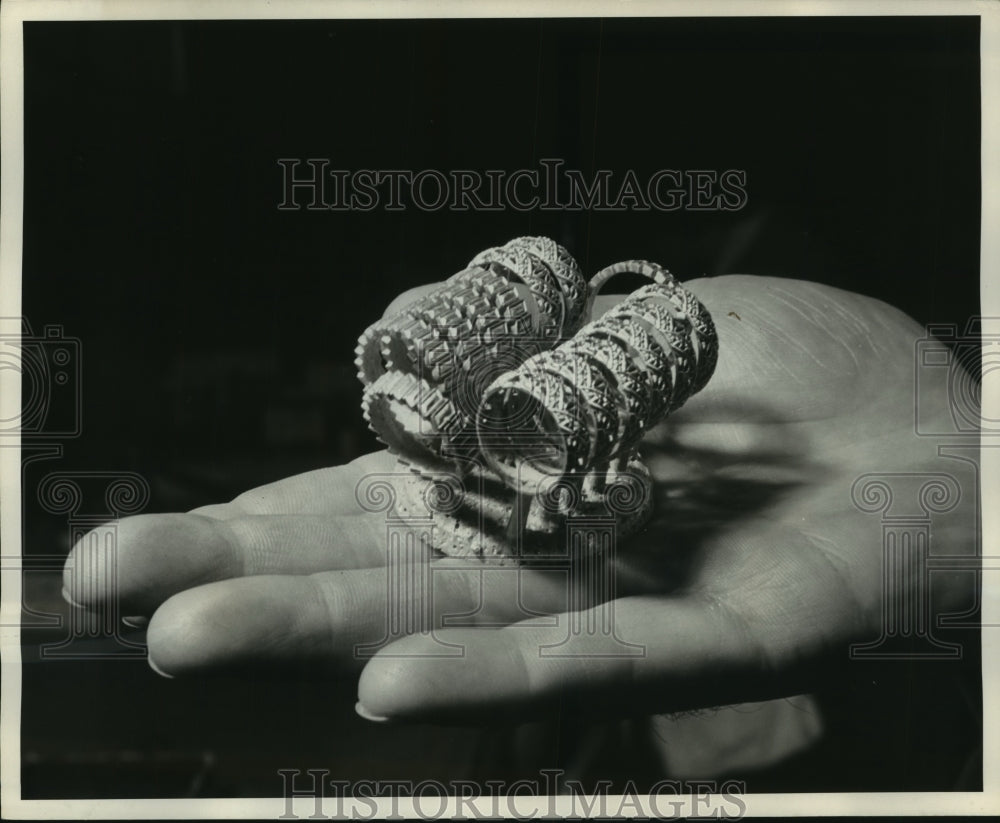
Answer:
[355,238,719,560]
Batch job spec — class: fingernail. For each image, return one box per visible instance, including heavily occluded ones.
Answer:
[122,616,148,629]
[61,586,85,609]
[147,656,175,680]
[354,701,390,723]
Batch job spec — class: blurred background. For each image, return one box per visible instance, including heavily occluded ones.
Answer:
[18,15,981,797]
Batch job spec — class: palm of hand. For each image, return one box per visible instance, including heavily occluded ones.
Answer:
[64,275,973,722]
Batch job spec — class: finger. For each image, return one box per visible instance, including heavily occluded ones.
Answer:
[62,510,389,615]
[143,559,570,678]
[356,591,846,724]
[191,450,397,520]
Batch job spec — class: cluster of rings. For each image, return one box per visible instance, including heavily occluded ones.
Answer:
[356,237,587,469]
[355,241,718,497]
[478,261,717,492]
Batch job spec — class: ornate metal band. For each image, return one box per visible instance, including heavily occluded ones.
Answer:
[356,237,588,466]
[476,263,718,493]
[361,370,475,469]
[357,244,718,498]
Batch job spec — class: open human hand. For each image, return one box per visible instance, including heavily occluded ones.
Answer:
[62,275,975,723]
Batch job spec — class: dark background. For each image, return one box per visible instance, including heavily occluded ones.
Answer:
[18,16,981,797]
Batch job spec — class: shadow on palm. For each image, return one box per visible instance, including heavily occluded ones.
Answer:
[612,399,819,598]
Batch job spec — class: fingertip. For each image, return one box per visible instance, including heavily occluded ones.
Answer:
[357,630,529,722]
[61,586,84,609]
[145,575,333,677]
[354,701,390,723]
[357,646,421,719]
[146,582,254,677]
[64,512,235,612]
[147,653,175,679]
[145,590,201,677]
[62,521,118,607]
[146,582,261,677]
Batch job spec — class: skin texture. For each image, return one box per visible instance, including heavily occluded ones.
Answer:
[63,275,977,723]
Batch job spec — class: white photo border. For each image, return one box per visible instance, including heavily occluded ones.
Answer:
[1,0,997,817]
